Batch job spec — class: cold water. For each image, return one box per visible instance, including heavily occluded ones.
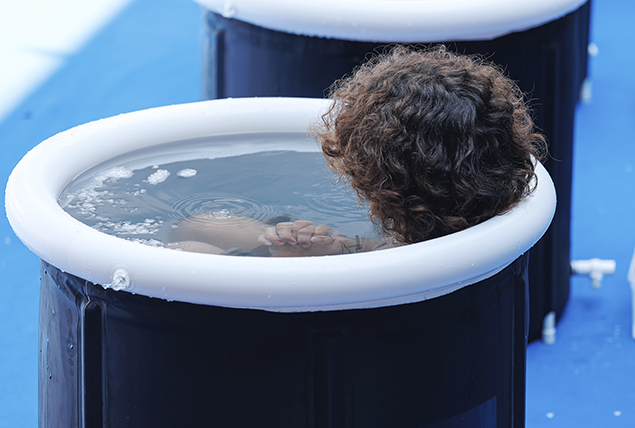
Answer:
[59,144,378,253]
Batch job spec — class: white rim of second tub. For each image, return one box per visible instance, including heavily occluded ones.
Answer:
[193,0,588,42]
[5,98,556,312]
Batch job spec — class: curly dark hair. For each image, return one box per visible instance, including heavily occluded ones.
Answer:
[316,46,546,244]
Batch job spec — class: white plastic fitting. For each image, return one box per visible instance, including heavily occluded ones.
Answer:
[542,311,557,344]
[628,248,635,339]
[570,258,616,289]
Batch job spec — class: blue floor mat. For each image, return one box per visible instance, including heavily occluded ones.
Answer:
[1,0,634,426]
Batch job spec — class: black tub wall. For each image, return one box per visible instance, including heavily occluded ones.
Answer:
[40,254,528,427]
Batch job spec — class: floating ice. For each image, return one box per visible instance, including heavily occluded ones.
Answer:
[94,166,133,181]
[128,189,147,196]
[210,209,232,219]
[146,169,170,185]
[60,188,110,215]
[94,218,162,236]
[131,238,165,247]
[177,168,197,178]
[60,166,133,213]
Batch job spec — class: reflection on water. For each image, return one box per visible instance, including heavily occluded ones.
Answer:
[60,150,378,248]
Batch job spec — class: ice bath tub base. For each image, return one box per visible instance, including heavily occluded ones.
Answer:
[5,98,556,427]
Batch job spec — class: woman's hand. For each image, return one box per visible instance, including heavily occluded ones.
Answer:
[257,220,350,257]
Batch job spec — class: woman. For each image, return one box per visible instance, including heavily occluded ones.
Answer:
[168,46,545,257]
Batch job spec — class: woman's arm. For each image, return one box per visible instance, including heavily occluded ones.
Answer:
[169,214,268,252]
[167,216,388,256]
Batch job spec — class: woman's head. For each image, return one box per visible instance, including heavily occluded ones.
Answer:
[316,46,546,244]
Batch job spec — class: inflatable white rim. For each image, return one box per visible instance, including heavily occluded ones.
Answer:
[193,0,587,42]
[5,98,555,312]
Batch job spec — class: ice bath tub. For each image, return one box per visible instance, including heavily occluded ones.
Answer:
[196,0,589,341]
[6,98,555,427]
